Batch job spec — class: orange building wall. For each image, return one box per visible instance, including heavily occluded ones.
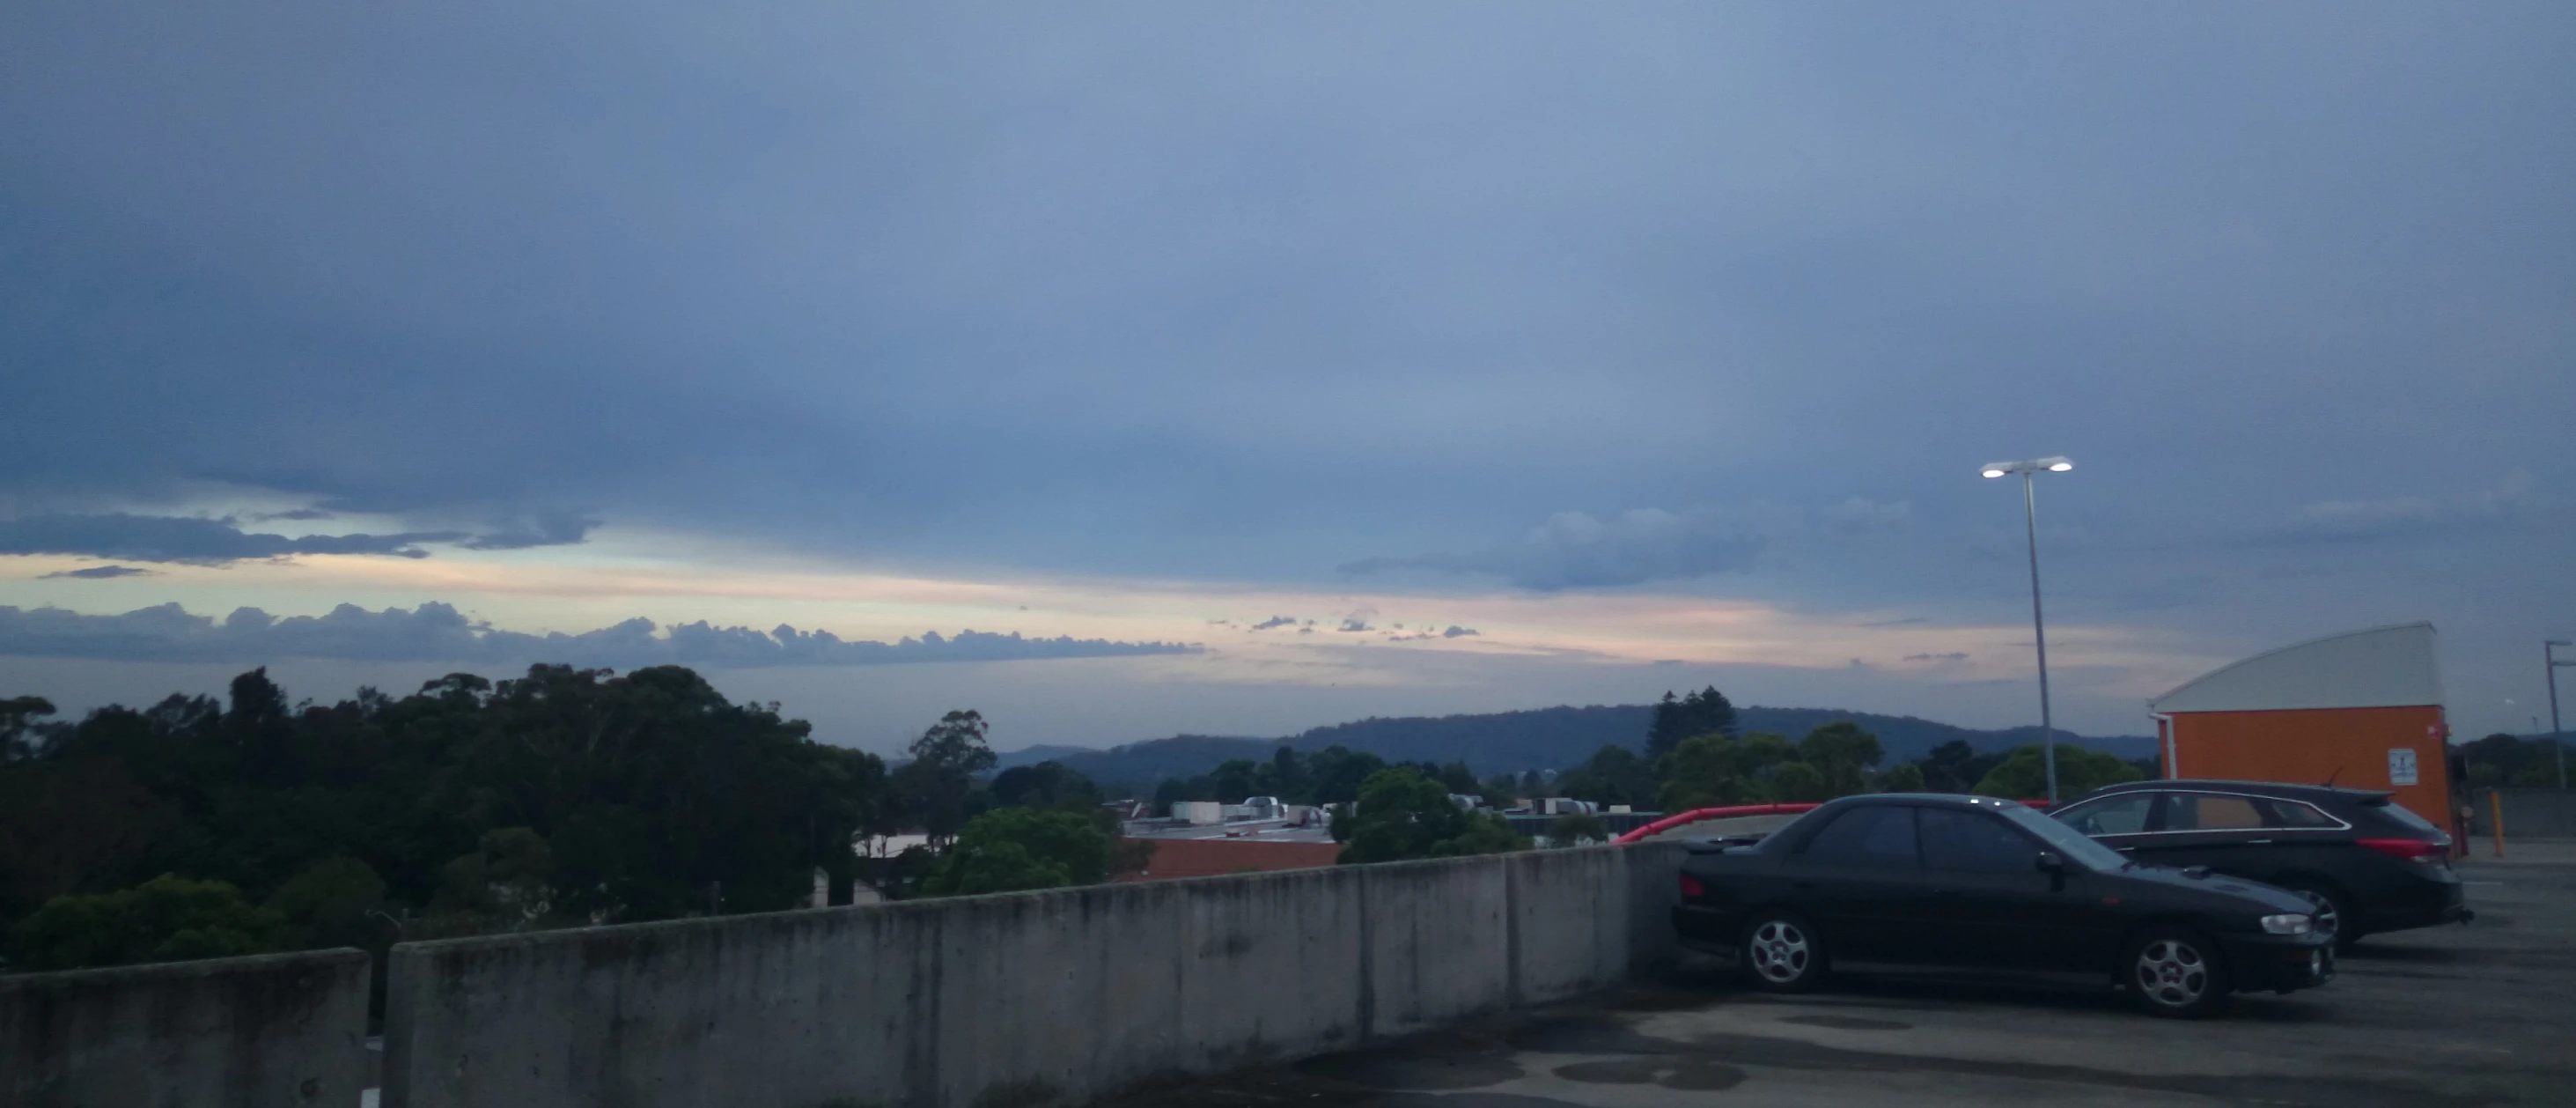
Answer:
[2164,705,2451,826]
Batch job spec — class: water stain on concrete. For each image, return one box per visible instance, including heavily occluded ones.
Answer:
[1779,1014,1910,1030]
[1505,1014,1688,1056]
[1296,1045,1522,1090]
[1553,1057,1748,1090]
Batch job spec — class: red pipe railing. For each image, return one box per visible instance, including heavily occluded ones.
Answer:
[1613,797,2053,844]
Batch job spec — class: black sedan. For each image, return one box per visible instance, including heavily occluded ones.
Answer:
[2049,779,2469,950]
[1672,794,2335,1017]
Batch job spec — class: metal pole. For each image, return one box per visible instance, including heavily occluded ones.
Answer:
[2024,471,2057,803]
[2549,642,2566,789]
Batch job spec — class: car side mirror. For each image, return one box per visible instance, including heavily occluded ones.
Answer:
[2035,850,2066,874]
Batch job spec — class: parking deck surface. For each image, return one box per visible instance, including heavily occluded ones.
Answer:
[1104,846,2576,1108]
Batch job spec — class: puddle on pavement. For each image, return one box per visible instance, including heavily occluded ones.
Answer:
[1779,1014,1911,1030]
[1553,1057,1748,1090]
[1296,1045,1523,1090]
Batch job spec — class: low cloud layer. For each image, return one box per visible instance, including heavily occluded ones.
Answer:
[0,602,1199,668]
[37,565,155,580]
[0,514,465,564]
[1341,509,1763,591]
[0,513,597,564]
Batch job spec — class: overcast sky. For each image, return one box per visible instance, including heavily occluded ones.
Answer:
[4,3,2571,756]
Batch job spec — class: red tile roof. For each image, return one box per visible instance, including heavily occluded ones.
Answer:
[1115,837,1343,881]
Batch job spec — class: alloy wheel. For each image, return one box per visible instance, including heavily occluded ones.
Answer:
[2133,938,2209,1008]
[1748,920,1812,984]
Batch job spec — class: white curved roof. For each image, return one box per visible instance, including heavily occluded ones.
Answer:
[2151,622,2442,713]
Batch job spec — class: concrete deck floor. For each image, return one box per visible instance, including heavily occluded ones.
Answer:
[1101,845,2576,1108]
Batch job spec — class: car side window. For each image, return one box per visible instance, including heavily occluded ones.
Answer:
[2060,793,2156,835]
[2168,793,2263,831]
[1919,808,2040,874]
[2262,799,2340,829]
[1796,806,1919,870]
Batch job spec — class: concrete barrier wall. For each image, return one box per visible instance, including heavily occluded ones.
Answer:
[384,842,1685,1108]
[0,949,370,1108]
[2475,787,2576,838]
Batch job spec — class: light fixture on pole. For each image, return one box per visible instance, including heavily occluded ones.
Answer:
[2548,640,2572,789]
[1982,456,2074,802]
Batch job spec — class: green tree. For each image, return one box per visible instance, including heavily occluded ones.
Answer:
[1549,811,1610,845]
[1335,767,1528,864]
[990,761,1105,811]
[1770,762,1831,802]
[1918,740,1996,794]
[920,807,1113,895]
[1306,745,1388,805]
[898,710,997,846]
[1797,721,1885,797]
[434,827,556,923]
[1653,732,1793,810]
[1209,758,1262,801]
[2,695,55,763]
[1879,764,1928,793]
[1558,744,1657,807]
[10,874,282,970]
[263,855,387,949]
[1973,743,2145,799]
[1646,686,1740,760]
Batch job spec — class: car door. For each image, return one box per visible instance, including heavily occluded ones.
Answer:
[2057,790,2168,864]
[1917,807,2119,971]
[2146,792,2277,875]
[1785,805,1936,964]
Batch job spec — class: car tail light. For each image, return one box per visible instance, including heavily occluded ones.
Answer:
[1679,875,1705,899]
[2357,838,2446,864]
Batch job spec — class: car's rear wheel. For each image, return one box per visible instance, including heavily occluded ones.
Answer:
[2123,926,2231,1018]
[1741,910,1827,993]
[2278,880,2359,952]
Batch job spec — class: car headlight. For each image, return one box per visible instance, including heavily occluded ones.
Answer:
[2260,913,2314,935]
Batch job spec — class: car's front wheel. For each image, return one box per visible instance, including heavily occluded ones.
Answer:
[2123,926,2231,1018]
[1741,910,1827,993]
[2278,881,2359,952]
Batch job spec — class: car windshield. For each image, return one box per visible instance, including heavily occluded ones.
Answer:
[1996,803,2132,872]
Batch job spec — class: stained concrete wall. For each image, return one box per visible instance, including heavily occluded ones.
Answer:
[383,842,1685,1108]
[2473,787,2576,839]
[0,949,370,1108]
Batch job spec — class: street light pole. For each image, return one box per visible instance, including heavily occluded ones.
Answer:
[1983,456,2074,803]
[2548,640,2572,789]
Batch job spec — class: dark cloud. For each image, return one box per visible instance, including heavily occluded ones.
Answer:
[0,602,1199,668]
[38,565,156,580]
[460,510,600,550]
[252,509,335,521]
[1338,617,1371,632]
[1902,652,1969,663]
[0,513,465,564]
[1442,625,1479,639]
[1341,509,1763,591]
[1249,616,1297,631]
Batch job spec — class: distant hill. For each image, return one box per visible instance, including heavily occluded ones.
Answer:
[996,703,2155,786]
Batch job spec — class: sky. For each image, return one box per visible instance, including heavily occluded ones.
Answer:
[4,3,2572,757]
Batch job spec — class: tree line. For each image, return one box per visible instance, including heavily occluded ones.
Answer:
[0,667,1133,971]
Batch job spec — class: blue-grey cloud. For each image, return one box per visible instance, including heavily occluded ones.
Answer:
[38,565,156,580]
[2261,470,2536,544]
[0,513,467,564]
[1442,625,1479,639]
[1250,615,1297,631]
[0,602,1199,668]
[459,510,600,550]
[1341,509,1763,591]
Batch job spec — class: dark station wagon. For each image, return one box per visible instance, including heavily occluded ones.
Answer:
[1673,794,2337,1017]
[2050,779,2469,950]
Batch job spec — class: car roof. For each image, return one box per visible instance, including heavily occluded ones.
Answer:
[1826,793,2027,810]
[2075,779,2392,802]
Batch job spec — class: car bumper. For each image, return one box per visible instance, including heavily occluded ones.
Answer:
[2362,876,2471,934]
[1673,905,1742,957]
[2220,932,2336,994]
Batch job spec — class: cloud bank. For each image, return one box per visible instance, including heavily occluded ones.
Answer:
[0,602,1200,668]
[0,513,599,564]
[1341,509,1763,590]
